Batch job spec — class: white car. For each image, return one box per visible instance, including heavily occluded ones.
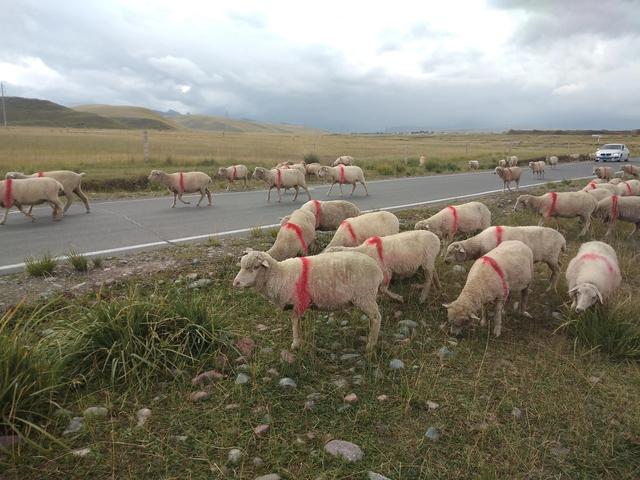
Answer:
[595,144,630,162]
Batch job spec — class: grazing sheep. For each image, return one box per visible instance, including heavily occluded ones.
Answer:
[498,159,507,168]
[581,178,608,191]
[445,225,566,290]
[325,230,441,303]
[586,188,614,202]
[147,170,212,208]
[468,160,480,170]
[614,179,640,196]
[528,161,545,179]
[414,201,491,246]
[0,177,64,225]
[565,241,621,312]
[594,195,640,237]
[333,156,354,166]
[444,240,534,337]
[305,163,323,179]
[508,155,518,167]
[514,191,597,236]
[5,170,90,213]
[317,165,369,197]
[325,211,399,248]
[233,250,384,352]
[608,178,623,184]
[280,200,361,231]
[622,164,639,179]
[494,166,522,192]
[267,208,316,260]
[217,165,249,190]
[594,183,621,195]
[252,167,311,203]
[419,155,426,166]
[594,166,614,180]
[546,155,558,169]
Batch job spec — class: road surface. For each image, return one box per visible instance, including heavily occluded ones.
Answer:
[0,160,631,273]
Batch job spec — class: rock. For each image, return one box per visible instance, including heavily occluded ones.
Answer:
[190,391,210,402]
[260,347,274,355]
[437,346,455,361]
[368,472,391,480]
[280,350,296,364]
[512,407,523,418]
[303,400,316,410]
[389,358,405,370]
[398,320,418,329]
[307,392,322,401]
[267,368,279,377]
[331,378,349,389]
[228,448,243,464]
[340,320,349,327]
[235,373,250,385]
[256,323,269,331]
[191,370,225,385]
[188,279,212,289]
[324,439,363,462]
[425,426,440,441]
[225,403,240,410]
[344,393,358,403]
[551,311,563,320]
[427,401,439,410]
[173,435,188,442]
[588,376,601,385]
[254,424,270,435]
[136,408,152,427]
[352,374,363,386]
[393,310,403,319]
[252,456,265,467]
[83,406,108,419]
[236,337,256,359]
[255,475,281,480]
[63,417,84,435]
[549,444,570,458]
[452,265,466,274]
[71,447,91,457]
[186,273,198,280]
[339,353,361,362]
[377,394,389,402]
[279,377,297,388]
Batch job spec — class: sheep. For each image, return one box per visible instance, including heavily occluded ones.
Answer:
[546,155,558,169]
[217,165,249,191]
[594,195,640,237]
[569,153,580,160]
[276,161,293,168]
[280,200,361,231]
[622,164,639,179]
[581,178,608,191]
[305,163,323,179]
[613,179,640,196]
[528,161,545,179]
[443,240,534,337]
[0,177,64,225]
[233,250,384,353]
[594,166,614,180]
[252,167,311,203]
[324,230,441,303]
[333,156,354,166]
[419,155,426,166]
[317,165,369,196]
[5,170,90,213]
[267,208,316,260]
[586,188,614,202]
[445,225,566,291]
[325,211,399,249]
[593,183,622,195]
[468,160,480,170]
[147,170,212,208]
[494,166,522,192]
[513,191,597,236]
[498,159,507,168]
[414,202,491,247]
[508,155,518,167]
[565,241,621,312]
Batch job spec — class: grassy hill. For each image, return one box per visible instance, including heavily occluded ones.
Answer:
[74,104,178,130]
[1,97,125,129]
[170,113,325,134]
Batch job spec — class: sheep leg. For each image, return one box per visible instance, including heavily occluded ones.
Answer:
[362,181,369,196]
[267,186,272,202]
[480,308,487,327]
[0,208,10,225]
[172,193,177,208]
[196,189,205,206]
[519,288,532,318]
[546,261,560,292]
[51,199,64,221]
[244,176,248,188]
[350,183,356,196]
[327,182,336,196]
[178,194,190,205]
[419,269,435,303]
[206,188,212,206]
[629,223,639,239]
[493,300,504,337]
[226,180,231,192]
[293,186,300,202]
[339,183,344,196]
[303,185,312,201]
[516,180,520,190]
[380,284,404,303]
[290,311,303,350]
[17,205,36,222]
[277,187,282,203]
[62,191,73,213]
[579,215,591,237]
[74,187,91,213]
[359,301,381,354]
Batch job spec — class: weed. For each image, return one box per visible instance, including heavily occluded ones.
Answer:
[66,249,89,273]
[207,236,221,247]
[92,256,104,268]
[24,253,56,277]
[250,226,264,238]
[304,152,320,163]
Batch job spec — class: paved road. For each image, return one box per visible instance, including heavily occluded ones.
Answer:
[0,160,633,273]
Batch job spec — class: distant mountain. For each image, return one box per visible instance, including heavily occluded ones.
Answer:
[74,104,178,130]
[170,113,325,134]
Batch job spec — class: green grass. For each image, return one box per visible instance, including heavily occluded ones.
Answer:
[24,252,57,277]
[66,249,89,273]
[250,226,264,238]
[91,257,104,269]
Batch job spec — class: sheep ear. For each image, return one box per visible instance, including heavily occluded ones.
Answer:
[596,290,604,304]
[442,303,451,309]
[457,244,465,253]
[470,313,480,321]
[567,287,578,296]
[261,260,270,268]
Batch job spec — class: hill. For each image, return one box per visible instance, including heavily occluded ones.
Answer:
[73,104,178,130]
[168,112,325,134]
[1,97,125,129]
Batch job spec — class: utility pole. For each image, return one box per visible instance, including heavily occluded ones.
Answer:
[1,82,7,127]
[143,130,149,162]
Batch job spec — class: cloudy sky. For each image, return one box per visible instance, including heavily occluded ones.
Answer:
[2,0,640,131]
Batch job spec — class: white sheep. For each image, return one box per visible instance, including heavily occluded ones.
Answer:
[514,191,597,236]
[565,241,621,312]
[0,177,64,224]
[614,179,640,196]
[233,250,384,352]
[594,166,614,180]
[443,240,534,337]
[280,200,361,231]
[267,208,316,260]
[445,225,566,291]
[324,230,441,303]
[586,188,614,202]
[593,183,621,195]
[528,161,545,179]
[594,195,640,237]
[5,170,90,213]
[275,161,293,168]
[468,160,480,170]
[414,201,491,245]
[508,155,518,167]
[217,165,249,190]
[333,156,354,166]
[325,211,399,248]
[498,159,507,168]
[317,165,369,196]
[622,164,639,179]
[546,155,558,169]
[305,163,323,179]
[252,167,311,203]
[147,170,212,208]
[419,155,427,167]
[581,178,608,191]
[569,153,580,160]
[494,166,522,192]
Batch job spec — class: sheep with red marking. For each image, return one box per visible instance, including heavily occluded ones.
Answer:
[594,166,614,180]
[622,164,639,179]
[528,161,545,179]
[586,188,614,202]
[494,166,522,192]
[581,178,607,191]
[445,226,566,290]
[498,159,507,168]
[513,191,597,236]
[0,177,64,225]
[280,200,361,231]
[233,250,384,353]
[565,241,621,312]
[324,230,441,303]
[217,165,249,190]
[333,156,354,166]
[414,201,491,245]
[147,170,212,208]
[594,195,640,237]
[444,240,534,337]
[252,167,311,203]
[317,165,369,196]
[6,170,90,213]
[613,179,640,196]
[266,208,316,261]
[325,211,399,248]
[305,163,323,180]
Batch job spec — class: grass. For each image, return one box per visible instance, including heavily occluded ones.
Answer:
[24,252,56,277]
[250,226,264,238]
[66,249,89,273]
[2,179,640,478]
[91,257,104,269]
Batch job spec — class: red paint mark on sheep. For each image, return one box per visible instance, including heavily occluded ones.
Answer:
[587,181,597,190]
[276,169,282,189]
[610,195,619,221]
[339,165,345,184]
[576,253,618,277]
[622,181,632,195]
[495,225,504,246]
[311,200,321,228]
[546,192,558,218]
[178,172,185,193]
[36,172,44,177]
[294,256,312,315]
[480,255,509,299]
[340,219,357,243]
[231,166,237,180]
[3,178,13,208]
[283,222,308,254]
[447,205,459,235]
[366,236,389,284]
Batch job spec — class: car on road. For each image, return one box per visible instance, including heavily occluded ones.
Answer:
[595,144,630,162]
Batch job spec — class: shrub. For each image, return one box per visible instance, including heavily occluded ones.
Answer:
[250,226,263,238]
[66,249,88,273]
[24,253,56,277]
[92,257,104,268]
[304,153,319,164]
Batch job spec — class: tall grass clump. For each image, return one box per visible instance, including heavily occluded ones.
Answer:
[66,249,88,273]
[24,252,56,277]
[303,152,319,163]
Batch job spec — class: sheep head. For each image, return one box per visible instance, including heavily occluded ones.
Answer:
[443,302,480,336]
[4,172,25,179]
[513,195,529,212]
[317,166,331,178]
[414,219,431,231]
[217,167,228,177]
[233,251,274,288]
[444,242,466,263]
[568,283,603,312]
[147,170,164,182]
[252,167,266,180]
